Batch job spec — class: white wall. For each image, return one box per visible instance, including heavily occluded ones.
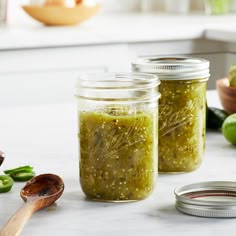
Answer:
[8,0,31,24]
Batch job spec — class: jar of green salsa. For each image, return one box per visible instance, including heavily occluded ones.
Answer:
[76,73,160,201]
[132,57,210,173]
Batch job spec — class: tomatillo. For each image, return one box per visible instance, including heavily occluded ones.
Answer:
[222,114,236,145]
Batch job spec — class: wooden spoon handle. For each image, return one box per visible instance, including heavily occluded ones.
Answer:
[0,202,36,236]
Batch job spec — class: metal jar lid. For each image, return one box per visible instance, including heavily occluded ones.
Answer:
[175,181,236,218]
[132,56,210,80]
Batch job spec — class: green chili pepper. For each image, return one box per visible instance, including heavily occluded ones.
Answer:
[0,175,14,193]
[4,165,35,182]
[9,171,35,182]
[4,165,34,175]
[206,106,229,130]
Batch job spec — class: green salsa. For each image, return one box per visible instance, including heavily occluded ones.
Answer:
[79,108,157,201]
[158,79,207,172]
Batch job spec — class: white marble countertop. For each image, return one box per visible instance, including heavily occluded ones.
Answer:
[0,90,236,236]
[1,13,236,50]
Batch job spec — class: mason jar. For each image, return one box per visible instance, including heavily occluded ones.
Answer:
[132,57,210,173]
[76,73,160,201]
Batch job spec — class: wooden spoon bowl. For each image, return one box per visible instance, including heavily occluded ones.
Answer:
[216,78,236,114]
[0,173,64,236]
[21,173,64,211]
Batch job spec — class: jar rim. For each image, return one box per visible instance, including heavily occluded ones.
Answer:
[77,72,160,90]
[75,72,160,102]
[132,56,210,80]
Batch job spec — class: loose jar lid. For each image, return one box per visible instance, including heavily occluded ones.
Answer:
[132,57,210,80]
[175,181,236,218]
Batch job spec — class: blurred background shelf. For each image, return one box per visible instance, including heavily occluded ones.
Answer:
[1,0,236,107]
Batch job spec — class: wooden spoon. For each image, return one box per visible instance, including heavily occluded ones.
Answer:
[0,150,5,166]
[0,173,64,236]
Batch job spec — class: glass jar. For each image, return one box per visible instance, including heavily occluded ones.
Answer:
[132,57,210,173]
[76,73,160,202]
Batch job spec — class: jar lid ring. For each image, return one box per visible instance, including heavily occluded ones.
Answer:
[175,181,236,218]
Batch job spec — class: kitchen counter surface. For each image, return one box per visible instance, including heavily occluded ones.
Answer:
[0,90,236,236]
[1,13,236,50]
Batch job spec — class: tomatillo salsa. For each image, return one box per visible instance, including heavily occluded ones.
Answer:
[79,109,157,201]
[158,79,207,172]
